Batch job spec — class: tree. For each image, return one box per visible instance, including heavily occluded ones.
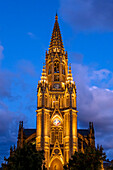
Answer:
[64,145,106,170]
[2,143,45,170]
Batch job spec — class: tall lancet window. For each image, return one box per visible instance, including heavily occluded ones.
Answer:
[48,64,52,74]
[62,64,65,75]
[54,61,59,73]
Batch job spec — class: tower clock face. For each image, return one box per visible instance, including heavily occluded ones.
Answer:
[53,118,61,126]
[53,83,60,89]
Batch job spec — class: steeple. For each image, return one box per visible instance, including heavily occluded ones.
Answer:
[45,15,68,83]
[36,15,80,170]
[49,14,64,51]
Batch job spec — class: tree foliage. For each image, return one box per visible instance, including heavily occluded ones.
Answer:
[2,143,45,170]
[64,145,106,170]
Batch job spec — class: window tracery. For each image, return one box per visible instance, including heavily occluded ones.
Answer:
[51,130,63,144]
[62,65,65,75]
[48,64,52,74]
[54,75,59,81]
[66,96,69,107]
[54,61,59,73]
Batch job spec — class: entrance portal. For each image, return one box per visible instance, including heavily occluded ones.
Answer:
[50,158,63,170]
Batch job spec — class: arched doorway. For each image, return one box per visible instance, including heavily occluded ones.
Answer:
[50,158,63,170]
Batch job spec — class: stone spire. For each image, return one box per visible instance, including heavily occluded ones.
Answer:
[49,14,64,51]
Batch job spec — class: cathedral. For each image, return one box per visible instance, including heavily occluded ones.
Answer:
[17,15,95,170]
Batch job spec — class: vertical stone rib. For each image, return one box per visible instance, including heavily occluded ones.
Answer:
[69,90,73,158]
[41,91,45,150]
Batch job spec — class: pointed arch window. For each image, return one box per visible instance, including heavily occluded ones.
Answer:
[39,95,42,107]
[51,131,55,143]
[54,75,59,81]
[54,61,59,73]
[62,64,65,75]
[72,96,75,107]
[45,96,47,107]
[59,131,62,143]
[48,64,52,74]
[51,130,63,144]
[66,96,69,107]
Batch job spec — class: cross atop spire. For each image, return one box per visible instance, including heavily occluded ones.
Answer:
[49,14,64,51]
[55,13,58,20]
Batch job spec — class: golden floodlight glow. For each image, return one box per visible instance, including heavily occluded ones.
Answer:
[16,14,95,170]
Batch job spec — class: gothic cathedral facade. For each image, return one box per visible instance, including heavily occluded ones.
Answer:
[17,15,95,170]
[36,14,77,169]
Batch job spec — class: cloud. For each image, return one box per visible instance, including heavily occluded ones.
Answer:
[27,32,35,38]
[0,101,27,164]
[59,0,113,31]
[0,70,15,99]
[90,69,113,88]
[72,63,113,159]
[70,52,84,63]
[92,69,111,81]
[17,59,36,77]
[0,59,37,165]
[0,101,26,138]
[0,45,4,60]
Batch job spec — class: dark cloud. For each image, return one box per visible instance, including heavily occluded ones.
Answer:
[60,0,113,31]
[0,70,15,99]
[0,102,12,135]
[0,101,26,164]
[72,63,113,159]
[0,102,26,139]
[0,58,37,165]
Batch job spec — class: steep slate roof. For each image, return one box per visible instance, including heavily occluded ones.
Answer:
[24,129,90,138]
[77,129,89,137]
[24,129,36,138]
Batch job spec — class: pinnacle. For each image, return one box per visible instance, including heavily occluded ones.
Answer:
[67,64,73,82]
[41,64,47,82]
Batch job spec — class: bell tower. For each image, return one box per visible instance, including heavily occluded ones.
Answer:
[46,14,68,84]
[36,14,78,169]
